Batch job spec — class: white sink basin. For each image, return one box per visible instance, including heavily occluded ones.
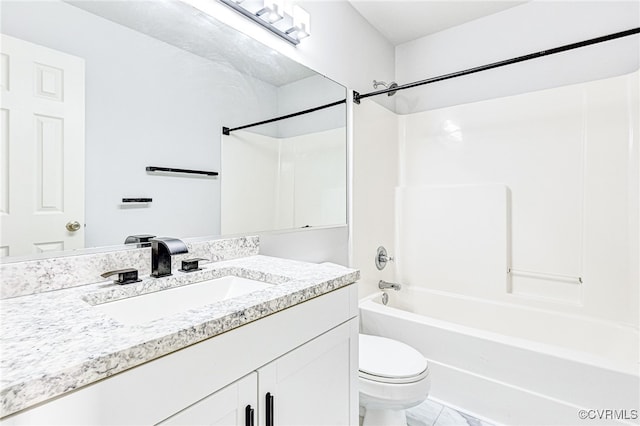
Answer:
[93,276,273,325]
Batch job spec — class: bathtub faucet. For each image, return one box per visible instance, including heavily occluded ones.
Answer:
[378,280,401,291]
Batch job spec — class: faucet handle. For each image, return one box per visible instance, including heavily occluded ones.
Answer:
[124,234,156,247]
[179,258,209,273]
[375,246,394,270]
[100,268,141,285]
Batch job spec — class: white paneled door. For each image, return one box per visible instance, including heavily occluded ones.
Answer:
[0,34,85,258]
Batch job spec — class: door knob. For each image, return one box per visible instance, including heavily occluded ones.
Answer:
[66,221,82,232]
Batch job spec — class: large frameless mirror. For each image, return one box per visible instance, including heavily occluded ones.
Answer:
[0,0,347,261]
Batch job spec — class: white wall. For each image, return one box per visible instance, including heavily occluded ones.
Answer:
[287,130,347,228]
[351,100,398,299]
[395,1,640,113]
[1,0,279,247]
[259,225,349,265]
[221,128,346,235]
[397,71,639,327]
[221,131,281,235]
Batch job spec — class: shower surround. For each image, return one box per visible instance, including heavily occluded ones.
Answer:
[353,71,639,424]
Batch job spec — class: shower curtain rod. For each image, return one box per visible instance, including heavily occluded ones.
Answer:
[353,27,640,104]
[222,99,346,135]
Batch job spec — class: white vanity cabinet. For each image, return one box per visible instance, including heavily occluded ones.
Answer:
[159,320,355,426]
[1,284,358,426]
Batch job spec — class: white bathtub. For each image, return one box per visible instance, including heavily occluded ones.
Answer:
[359,289,640,426]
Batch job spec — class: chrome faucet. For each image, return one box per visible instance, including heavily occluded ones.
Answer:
[378,280,401,291]
[150,237,188,278]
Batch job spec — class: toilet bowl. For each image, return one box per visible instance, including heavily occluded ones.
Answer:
[359,334,431,426]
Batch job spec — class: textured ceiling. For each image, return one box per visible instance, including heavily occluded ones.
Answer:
[348,0,527,45]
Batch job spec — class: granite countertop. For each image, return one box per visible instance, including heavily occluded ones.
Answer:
[0,255,359,418]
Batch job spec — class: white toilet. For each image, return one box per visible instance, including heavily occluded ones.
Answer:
[359,334,431,426]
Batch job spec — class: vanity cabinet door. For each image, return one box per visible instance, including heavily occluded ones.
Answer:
[257,320,357,426]
[157,372,257,426]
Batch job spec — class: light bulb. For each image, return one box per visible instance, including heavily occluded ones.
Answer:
[285,5,310,40]
[292,5,310,38]
[260,0,284,23]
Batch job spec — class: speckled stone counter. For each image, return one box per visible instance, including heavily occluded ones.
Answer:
[0,236,260,299]
[0,254,359,417]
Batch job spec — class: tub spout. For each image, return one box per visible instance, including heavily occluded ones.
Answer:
[378,280,401,291]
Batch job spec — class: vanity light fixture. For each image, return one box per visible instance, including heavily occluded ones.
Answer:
[218,0,311,45]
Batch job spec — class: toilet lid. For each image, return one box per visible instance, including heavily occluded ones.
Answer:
[359,334,428,380]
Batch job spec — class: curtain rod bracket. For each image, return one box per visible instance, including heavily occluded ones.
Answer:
[222,127,230,136]
[353,91,361,104]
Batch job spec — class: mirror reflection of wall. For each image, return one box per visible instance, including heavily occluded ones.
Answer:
[222,126,347,235]
[0,0,347,259]
[222,74,346,235]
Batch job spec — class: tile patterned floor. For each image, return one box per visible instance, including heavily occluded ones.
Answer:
[406,398,495,426]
